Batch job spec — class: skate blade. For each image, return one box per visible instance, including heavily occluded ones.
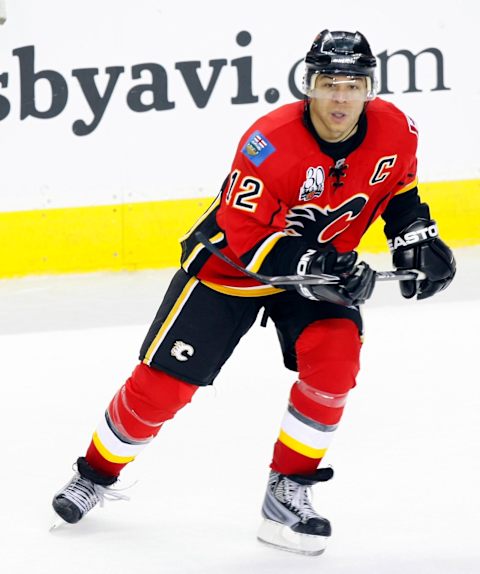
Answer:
[49,514,67,532]
[257,518,328,556]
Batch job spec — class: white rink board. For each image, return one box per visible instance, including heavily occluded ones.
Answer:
[0,0,479,212]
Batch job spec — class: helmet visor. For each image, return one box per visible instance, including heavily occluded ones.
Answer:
[306,74,373,102]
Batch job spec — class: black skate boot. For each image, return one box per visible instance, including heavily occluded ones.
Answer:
[257,468,333,555]
[52,457,125,524]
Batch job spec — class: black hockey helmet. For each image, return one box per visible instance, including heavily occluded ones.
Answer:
[304,30,377,100]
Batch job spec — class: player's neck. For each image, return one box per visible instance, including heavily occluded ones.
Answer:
[304,104,367,161]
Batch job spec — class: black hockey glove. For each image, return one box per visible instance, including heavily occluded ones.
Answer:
[388,218,456,300]
[295,245,376,306]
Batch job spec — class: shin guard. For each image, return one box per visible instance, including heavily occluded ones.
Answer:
[86,363,198,477]
[271,319,361,475]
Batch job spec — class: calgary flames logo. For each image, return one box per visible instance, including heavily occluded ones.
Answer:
[285,195,368,244]
[170,340,195,362]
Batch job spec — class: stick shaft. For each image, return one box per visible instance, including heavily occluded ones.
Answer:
[194,232,425,287]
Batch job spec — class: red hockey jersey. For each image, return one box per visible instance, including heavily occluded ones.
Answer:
[180,98,419,296]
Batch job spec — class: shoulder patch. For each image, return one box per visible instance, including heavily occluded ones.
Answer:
[241,130,276,167]
[405,114,419,137]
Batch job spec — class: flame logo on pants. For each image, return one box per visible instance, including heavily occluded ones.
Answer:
[170,340,195,362]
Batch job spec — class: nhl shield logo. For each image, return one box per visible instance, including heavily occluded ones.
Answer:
[299,166,325,201]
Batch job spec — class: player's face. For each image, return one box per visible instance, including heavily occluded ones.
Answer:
[308,74,368,142]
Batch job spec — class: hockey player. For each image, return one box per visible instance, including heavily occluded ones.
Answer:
[52,30,455,555]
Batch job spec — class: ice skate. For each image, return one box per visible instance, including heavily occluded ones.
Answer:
[257,468,333,556]
[52,457,126,526]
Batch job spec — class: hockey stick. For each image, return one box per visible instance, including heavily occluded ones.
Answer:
[375,269,426,281]
[194,232,338,286]
[194,232,425,287]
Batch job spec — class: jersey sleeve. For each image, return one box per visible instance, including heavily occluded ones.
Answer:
[380,113,431,238]
[382,186,431,238]
[393,113,419,196]
[217,143,311,277]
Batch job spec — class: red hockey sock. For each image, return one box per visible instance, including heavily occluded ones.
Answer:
[86,363,198,477]
[271,319,361,475]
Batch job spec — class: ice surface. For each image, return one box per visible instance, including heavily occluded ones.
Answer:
[0,248,479,574]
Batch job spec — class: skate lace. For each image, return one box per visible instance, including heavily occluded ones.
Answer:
[62,473,130,514]
[279,477,318,522]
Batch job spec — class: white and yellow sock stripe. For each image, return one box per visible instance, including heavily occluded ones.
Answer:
[92,413,151,465]
[278,404,338,460]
